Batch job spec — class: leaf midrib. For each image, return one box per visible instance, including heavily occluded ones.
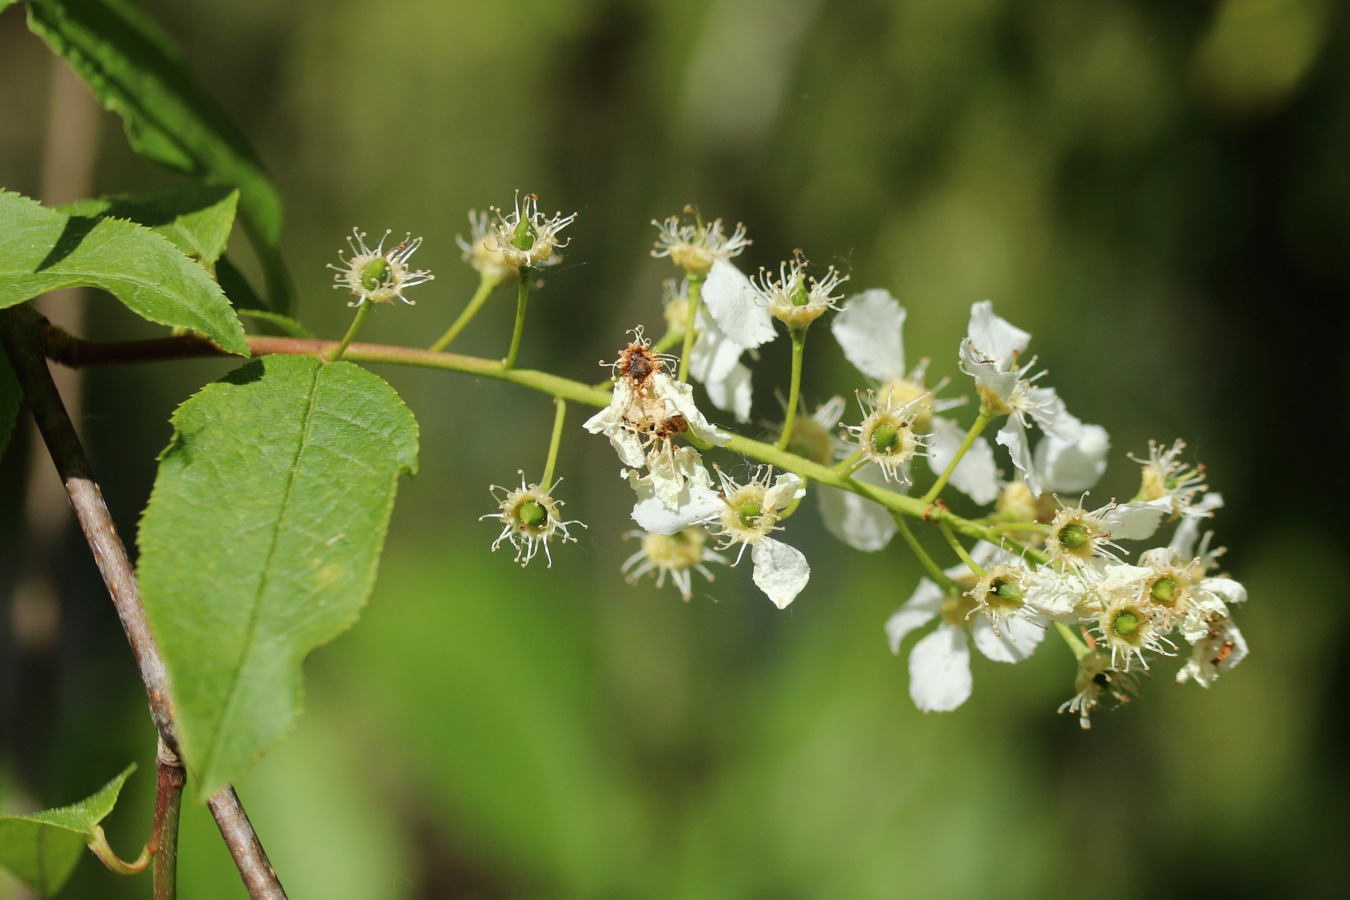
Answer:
[196,361,323,780]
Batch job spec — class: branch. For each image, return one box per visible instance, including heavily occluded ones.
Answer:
[0,309,288,900]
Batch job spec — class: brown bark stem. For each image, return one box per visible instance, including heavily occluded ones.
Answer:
[0,309,287,899]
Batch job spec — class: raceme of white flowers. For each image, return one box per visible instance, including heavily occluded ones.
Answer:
[333,201,1249,729]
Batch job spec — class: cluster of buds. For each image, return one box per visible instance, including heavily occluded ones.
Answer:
[330,200,1249,728]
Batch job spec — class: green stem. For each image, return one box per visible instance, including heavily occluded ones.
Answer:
[939,521,984,577]
[921,409,993,505]
[541,398,567,486]
[327,302,371,362]
[87,826,150,876]
[895,514,956,591]
[1056,622,1092,660]
[40,325,1025,547]
[775,328,807,452]
[429,273,503,352]
[677,275,704,382]
[832,449,864,475]
[503,273,530,369]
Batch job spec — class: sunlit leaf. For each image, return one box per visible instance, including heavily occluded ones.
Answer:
[25,0,292,312]
[59,184,239,269]
[137,355,419,797]
[0,190,248,355]
[0,764,136,896]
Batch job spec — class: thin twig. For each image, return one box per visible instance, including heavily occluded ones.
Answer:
[151,738,185,900]
[0,309,287,899]
[207,787,285,900]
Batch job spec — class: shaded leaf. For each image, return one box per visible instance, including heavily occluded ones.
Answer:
[0,764,135,896]
[0,346,18,463]
[138,355,419,797]
[0,190,248,355]
[237,309,315,339]
[26,0,292,312]
[59,184,239,269]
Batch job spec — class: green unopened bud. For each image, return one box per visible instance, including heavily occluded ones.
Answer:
[737,501,763,529]
[518,499,547,529]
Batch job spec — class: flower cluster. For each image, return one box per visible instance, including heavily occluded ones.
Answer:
[336,202,1249,730]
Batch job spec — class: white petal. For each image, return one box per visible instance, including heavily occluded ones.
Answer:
[1176,618,1247,687]
[629,479,722,534]
[1201,576,1247,608]
[819,468,897,552]
[703,360,753,423]
[702,258,776,350]
[751,538,810,609]
[764,472,806,510]
[1170,493,1224,557]
[996,418,1039,495]
[966,300,1030,367]
[909,625,972,712]
[1023,569,1092,618]
[970,614,1044,663]
[884,579,943,652]
[831,289,906,382]
[1103,498,1171,542]
[928,417,1000,505]
[1035,423,1110,493]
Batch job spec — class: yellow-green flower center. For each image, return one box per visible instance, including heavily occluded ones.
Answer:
[517,499,548,530]
[871,423,901,454]
[737,501,764,529]
[360,257,391,291]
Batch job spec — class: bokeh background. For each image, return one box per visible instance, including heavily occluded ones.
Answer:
[3,0,1349,896]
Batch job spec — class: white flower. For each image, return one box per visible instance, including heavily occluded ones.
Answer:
[490,191,576,269]
[959,300,1082,496]
[1043,498,1169,571]
[651,212,751,278]
[713,468,810,609]
[1089,563,1176,671]
[754,252,848,330]
[622,528,727,601]
[1176,614,1247,688]
[833,289,1000,504]
[585,331,728,508]
[480,473,585,567]
[328,228,433,306]
[844,389,929,485]
[885,545,1045,712]
[455,210,515,283]
[1130,439,1211,519]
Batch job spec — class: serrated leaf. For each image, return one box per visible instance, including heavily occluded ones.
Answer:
[0,346,18,463]
[25,0,292,313]
[59,184,239,269]
[0,190,248,355]
[0,764,135,896]
[137,355,419,797]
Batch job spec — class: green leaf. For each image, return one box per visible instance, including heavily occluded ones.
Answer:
[0,190,248,355]
[59,184,239,269]
[236,308,316,339]
[0,346,18,463]
[137,355,419,797]
[25,0,292,313]
[0,764,135,896]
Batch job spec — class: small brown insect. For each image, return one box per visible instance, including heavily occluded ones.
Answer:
[1211,639,1236,667]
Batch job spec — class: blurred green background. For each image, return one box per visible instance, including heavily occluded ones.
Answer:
[3,0,1349,896]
